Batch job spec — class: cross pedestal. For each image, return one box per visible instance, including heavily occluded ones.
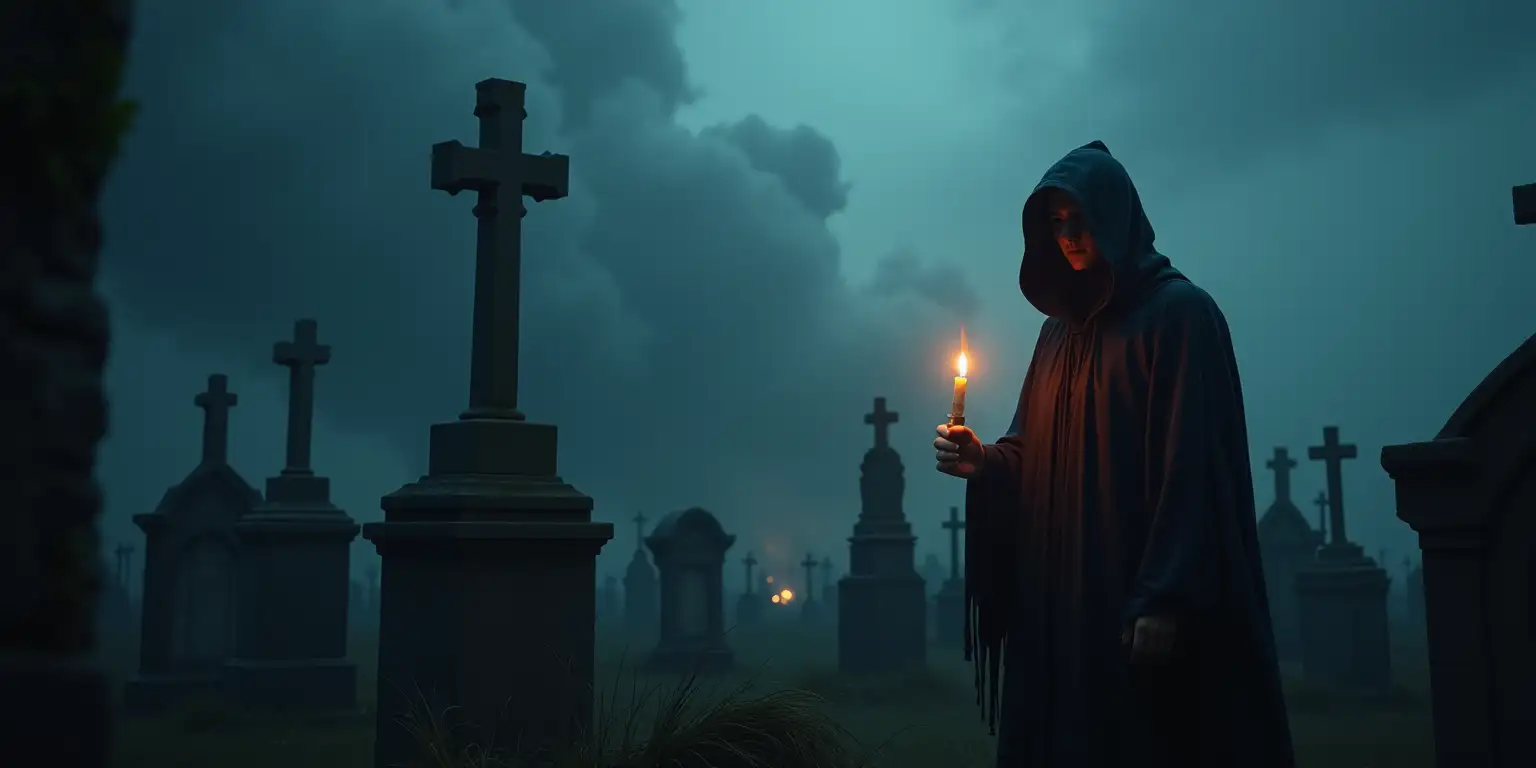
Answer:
[734,553,762,628]
[1298,425,1390,690]
[226,319,359,713]
[935,507,967,649]
[363,79,612,768]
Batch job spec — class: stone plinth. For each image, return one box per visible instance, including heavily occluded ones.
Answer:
[934,578,965,648]
[646,508,734,673]
[225,474,359,712]
[1294,543,1391,690]
[364,418,613,767]
[1381,331,1536,768]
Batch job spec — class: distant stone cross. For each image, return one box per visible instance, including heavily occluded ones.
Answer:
[632,512,647,552]
[1308,426,1357,546]
[801,553,818,598]
[1514,182,1534,225]
[1312,491,1329,539]
[864,396,899,450]
[1266,447,1296,504]
[942,506,966,580]
[743,552,758,594]
[194,374,237,465]
[432,78,571,420]
[274,318,331,474]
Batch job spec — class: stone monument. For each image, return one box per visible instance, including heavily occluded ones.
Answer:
[838,397,926,673]
[1295,426,1391,690]
[733,552,762,628]
[125,374,262,710]
[226,319,360,712]
[934,507,966,649]
[1255,446,1320,662]
[799,552,822,623]
[363,78,613,767]
[646,508,735,672]
[624,512,659,635]
[1381,190,1534,768]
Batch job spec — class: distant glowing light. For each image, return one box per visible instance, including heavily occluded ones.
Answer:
[780,588,794,603]
[766,576,775,583]
[771,594,781,604]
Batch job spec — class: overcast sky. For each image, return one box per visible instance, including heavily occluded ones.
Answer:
[99,0,1534,592]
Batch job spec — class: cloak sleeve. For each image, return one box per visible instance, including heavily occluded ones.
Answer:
[1120,284,1243,628]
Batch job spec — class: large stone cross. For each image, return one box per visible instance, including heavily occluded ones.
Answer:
[1308,426,1357,546]
[1514,182,1534,225]
[1266,446,1297,504]
[274,318,331,474]
[1312,490,1329,539]
[742,552,758,593]
[432,78,570,420]
[942,506,966,580]
[864,396,899,450]
[801,552,818,596]
[194,373,237,465]
[632,512,647,551]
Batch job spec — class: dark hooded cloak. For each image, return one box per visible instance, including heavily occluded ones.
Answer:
[962,141,1295,767]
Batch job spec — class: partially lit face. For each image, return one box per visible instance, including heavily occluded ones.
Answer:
[1047,190,1098,271]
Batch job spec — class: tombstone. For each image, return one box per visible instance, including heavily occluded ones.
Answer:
[1381,325,1536,768]
[124,374,263,710]
[819,556,838,615]
[362,79,613,768]
[600,575,620,623]
[734,552,763,628]
[1255,447,1321,662]
[645,508,735,672]
[838,397,927,674]
[798,552,822,623]
[1,4,128,762]
[919,552,945,597]
[625,512,660,635]
[224,319,359,713]
[934,507,967,649]
[1295,426,1391,690]
[1402,556,1425,634]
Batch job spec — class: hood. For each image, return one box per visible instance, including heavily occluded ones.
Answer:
[1019,141,1181,325]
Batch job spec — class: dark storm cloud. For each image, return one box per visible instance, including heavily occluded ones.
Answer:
[985,0,1536,164]
[868,248,981,321]
[100,0,978,572]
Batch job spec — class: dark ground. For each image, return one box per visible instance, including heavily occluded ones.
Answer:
[101,616,1434,768]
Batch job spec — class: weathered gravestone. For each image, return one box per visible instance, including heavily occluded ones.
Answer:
[1296,426,1392,690]
[362,79,613,768]
[1381,310,1536,765]
[646,508,735,672]
[1256,446,1321,662]
[839,397,927,673]
[935,507,967,649]
[799,552,822,623]
[125,375,262,710]
[1402,556,1425,634]
[226,319,359,712]
[0,3,130,762]
[734,551,762,628]
[625,511,660,635]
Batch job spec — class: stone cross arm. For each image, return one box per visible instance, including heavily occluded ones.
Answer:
[430,79,569,202]
[1515,182,1535,225]
[865,396,900,448]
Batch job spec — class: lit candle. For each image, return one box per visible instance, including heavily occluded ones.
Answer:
[949,327,969,427]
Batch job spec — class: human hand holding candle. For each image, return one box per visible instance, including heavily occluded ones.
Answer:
[936,328,983,479]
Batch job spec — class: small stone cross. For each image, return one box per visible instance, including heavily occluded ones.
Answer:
[1308,426,1357,546]
[801,552,819,598]
[1266,447,1296,504]
[864,396,900,450]
[274,318,331,474]
[942,506,966,580]
[1514,182,1534,225]
[743,552,758,594]
[432,78,570,420]
[1312,490,1329,540]
[632,512,647,551]
[194,374,237,465]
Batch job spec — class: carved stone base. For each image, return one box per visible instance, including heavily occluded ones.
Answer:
[364,419,612,768]
[1296,547,1392,690]
[838,575,927,674]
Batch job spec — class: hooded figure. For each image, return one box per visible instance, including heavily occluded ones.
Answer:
[938,142,1295,767]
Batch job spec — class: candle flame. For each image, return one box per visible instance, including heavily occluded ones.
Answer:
[956,326,969,377]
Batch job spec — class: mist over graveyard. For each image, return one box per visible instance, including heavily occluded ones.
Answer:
[70,0,1536,766]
